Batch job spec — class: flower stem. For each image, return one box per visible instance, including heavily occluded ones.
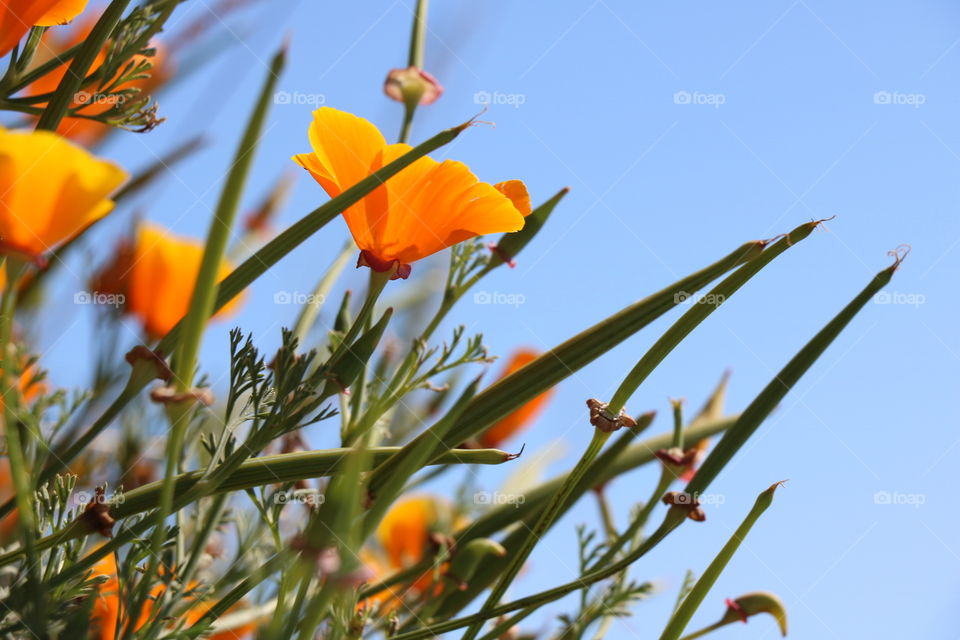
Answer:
[398,0,430,143]
[658,483,781,640]
[462,427,612,640]
[325,268,391,377]
[408,0,429,68]
[292,239,354,347]
[0,259,45,632]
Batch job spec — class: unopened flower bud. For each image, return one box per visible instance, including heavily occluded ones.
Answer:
[716,591,788,636]
[384,66,444,108]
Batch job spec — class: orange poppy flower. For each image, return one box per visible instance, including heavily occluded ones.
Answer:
[91,223,244,339]
[377,495,444,569]
[88,551,255,640]
[21,14,172,147]
[0,128,125,261]
[477,349,553,449]
[293,107,532,279]
[360,494,468,610]
[35,0,89,26]
[0,0,85,56]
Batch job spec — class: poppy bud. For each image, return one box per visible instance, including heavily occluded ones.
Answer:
[719,592,788,634]
[384,66,444,108]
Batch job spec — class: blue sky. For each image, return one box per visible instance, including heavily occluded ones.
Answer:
[28,1,960,638]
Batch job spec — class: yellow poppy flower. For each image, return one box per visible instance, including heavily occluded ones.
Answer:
[0,128,125,260]
[293,107,531,278]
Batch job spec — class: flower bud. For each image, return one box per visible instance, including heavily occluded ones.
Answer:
[717,591,788,636]
[384,66,444,108]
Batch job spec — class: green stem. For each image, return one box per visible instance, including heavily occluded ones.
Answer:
[3,41,82,96]
[398,102,417,144]
[173,44,285,391]
[393,509,687,640]
[605,220,820,416]
[0,260,46,633]
[408,0,429,68]
[397,0,429,143]
[0,447,508,567]
[592,469,671,569]
[292,240,354,347]
[462,428,612,640]
[686,255,902,496]
[678,622,726,640]
[658,483,781,640]
[357,415,730,602]
[326,269,390,374]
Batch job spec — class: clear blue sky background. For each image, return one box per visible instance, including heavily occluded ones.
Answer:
[28,1,960,638]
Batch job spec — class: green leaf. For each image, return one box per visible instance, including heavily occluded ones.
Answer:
[0,447,512,568]
[172,44,285,390]
[607,219,822,415]
[363,375,483,530]
[686,255,903,496]
[438,240,765,453]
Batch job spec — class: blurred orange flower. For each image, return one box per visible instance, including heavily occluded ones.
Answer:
[0,128,125,261]
[0,0,86,55]
[0,459,19,543]
[378,495,444,569]
[88,551,255,640]
[359,495,467,610]
[91,223,244,339]
[293,107,531,278]
[21,14,172,146]
[478,349,553,449]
